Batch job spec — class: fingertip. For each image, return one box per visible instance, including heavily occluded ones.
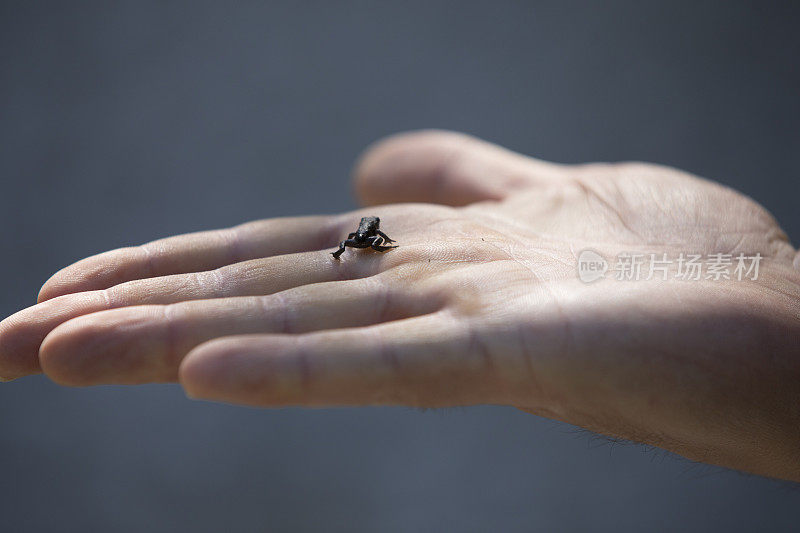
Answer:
[180,337,267,401]
[38,247,147,303]
[37,257,103,303]
[37,284,49,304]
[354,130,464,177]
[1,291,113,383]
[180,336,304,406]
[41,306,177,386]
[39,316,104,386]
[353,129,559,207]
[178,338,230,399]
[0,311,42,379]
[38,270,67,303]
[353,129,480,206]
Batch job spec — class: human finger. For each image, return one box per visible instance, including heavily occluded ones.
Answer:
[40,276,443,386]
[353,130,565,207]
[38,215,348,302]
[2,249,385,378]
[179,311,507,407]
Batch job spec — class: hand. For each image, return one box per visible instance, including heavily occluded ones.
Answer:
[2,130,799,481]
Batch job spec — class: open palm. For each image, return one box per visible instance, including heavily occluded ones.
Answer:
[2,130,799,480]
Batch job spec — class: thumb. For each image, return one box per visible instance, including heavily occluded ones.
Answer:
[353,130,563,207]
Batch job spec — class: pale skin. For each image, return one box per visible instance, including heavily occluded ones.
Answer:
[1,130,799,481]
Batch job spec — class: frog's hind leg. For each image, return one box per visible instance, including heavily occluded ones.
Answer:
[369,235,398,253]
[377,230,396,243]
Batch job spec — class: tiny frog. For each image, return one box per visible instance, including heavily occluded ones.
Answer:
[331,216,397,259]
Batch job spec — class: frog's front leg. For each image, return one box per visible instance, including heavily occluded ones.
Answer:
[331,240,349,259]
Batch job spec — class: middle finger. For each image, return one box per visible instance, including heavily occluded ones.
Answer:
[39,274,443,385]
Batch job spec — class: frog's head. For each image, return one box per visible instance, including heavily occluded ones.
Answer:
[359,216,380,237]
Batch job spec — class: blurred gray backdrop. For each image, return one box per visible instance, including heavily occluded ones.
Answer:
[1,1,799,531]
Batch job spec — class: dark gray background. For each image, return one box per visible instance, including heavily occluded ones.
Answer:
[1,1,799,531]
